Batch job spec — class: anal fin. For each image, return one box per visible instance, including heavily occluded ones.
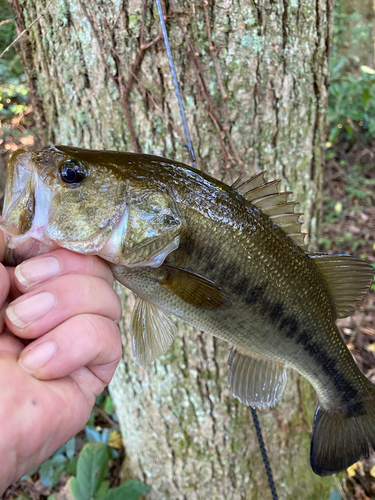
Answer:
[228,346,287,409]
[130,296,177,368]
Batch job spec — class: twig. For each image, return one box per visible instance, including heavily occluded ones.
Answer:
[0,19,11,27]
[0,0,55,60]
[203,2,244,171]
[94,405,116,426]
[133,74,186,142]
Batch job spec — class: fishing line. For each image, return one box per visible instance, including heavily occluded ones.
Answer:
[250,407,279,500]
[155,0,196,167]
[156,2,278,498]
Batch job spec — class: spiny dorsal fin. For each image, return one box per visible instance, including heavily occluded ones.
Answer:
[228,346,287,409]
[309,253,375,318]
[232,171,265,194]
[232,171,307,249]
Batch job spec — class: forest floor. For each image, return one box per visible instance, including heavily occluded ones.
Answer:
[320,143,375,500]
[0,128,375,499]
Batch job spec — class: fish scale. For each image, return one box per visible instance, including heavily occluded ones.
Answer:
[2,145,375,477]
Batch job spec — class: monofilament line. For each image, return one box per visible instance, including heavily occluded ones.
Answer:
[155,0,196,168]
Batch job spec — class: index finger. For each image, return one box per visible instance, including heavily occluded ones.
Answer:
[13,249,114,292]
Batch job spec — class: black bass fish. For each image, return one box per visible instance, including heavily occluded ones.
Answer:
[1,146,374,476]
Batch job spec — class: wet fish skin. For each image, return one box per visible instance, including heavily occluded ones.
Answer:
[2,145,375,477]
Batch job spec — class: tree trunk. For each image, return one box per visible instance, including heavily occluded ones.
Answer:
[13,0,335,498]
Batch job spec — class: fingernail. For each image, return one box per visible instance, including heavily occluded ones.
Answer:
[6,292,55,329]
[15,256,60,288]
[19,341,57,373]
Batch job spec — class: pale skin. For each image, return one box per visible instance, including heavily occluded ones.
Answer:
[0,229,123,493]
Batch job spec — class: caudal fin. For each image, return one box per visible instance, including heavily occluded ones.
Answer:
[310,398,375,476]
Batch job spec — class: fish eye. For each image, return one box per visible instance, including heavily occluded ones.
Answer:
[59,160,87,185]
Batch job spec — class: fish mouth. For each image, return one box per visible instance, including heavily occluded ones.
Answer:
[2,150,34,227]
[1,150,58,264]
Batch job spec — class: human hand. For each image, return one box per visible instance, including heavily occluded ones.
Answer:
[0,231,122,493]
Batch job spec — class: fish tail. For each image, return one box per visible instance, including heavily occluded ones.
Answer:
[310,394,375,476]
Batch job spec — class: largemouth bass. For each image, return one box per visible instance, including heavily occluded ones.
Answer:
[2,146,374,477]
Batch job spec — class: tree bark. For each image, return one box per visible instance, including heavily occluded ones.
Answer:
[12,0,335,498]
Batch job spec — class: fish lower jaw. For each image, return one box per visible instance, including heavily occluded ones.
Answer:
[4,232,59,265]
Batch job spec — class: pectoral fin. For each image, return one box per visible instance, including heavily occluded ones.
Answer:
[228,346,287,409]
[130,296,177,368]
[157,264,229,310]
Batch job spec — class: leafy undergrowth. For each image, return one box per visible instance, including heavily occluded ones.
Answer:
[321,143,375,500]
[2,390,150,500]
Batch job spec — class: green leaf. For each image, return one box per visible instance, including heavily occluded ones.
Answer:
[343,123,354,135]
[65,437,76,459]
[103,396,114,415]
[70,443,109,500]
[95,392,106,407]
[51,454,68,465]
[329,489,341,500]
[65,456,78,476]
[328,125,340,144]
[50,464,67,488]
[95,480,110,499]
[325,150,336,161]
[362,88,371,110]
[103,480,150,500]
[39,459,54,487]
[101,428,110,444]
[85,426,102,443]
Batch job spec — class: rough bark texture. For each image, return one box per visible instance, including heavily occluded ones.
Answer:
[13,0,335,498]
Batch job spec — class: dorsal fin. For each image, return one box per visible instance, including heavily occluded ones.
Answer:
[232,171,308,249]
[232,172,266,194]
[309,253,375,318]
